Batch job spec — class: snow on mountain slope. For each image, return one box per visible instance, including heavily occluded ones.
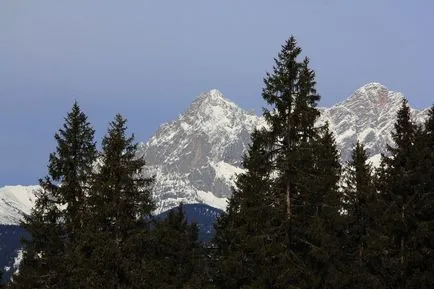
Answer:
[0,83,430,221]
[137,89,259,213]
[318,83,429,162]
[140,83,429,213]
[0,186,39,225]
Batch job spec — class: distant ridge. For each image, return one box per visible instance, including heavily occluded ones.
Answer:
[0,83,430,224]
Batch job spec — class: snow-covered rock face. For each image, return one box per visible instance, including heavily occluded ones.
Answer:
[141,83,429,213]
[318,83,429,163]
[0,83,430,222]
[0,186,39,225]
[137,89,259,213]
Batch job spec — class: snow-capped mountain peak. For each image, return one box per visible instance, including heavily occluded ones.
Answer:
[138,89,260,213]
[199,88,226,101]
[344,82,403,111]
[319,83,426,162]
[0,186,38,225]
[183,89,251,136]
[187,89,235,113]
[0,84,430,222]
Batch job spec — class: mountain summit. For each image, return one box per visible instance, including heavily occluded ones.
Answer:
[137,89,259,213]
[180,89,258,145]
[0,84,430,221]
[319,83,428,162]
[139,84,429,213]
[347,82,400,109]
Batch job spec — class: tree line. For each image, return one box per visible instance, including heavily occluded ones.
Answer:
[4,36,433,288]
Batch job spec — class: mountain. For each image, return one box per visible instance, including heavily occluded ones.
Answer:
[139,83,429,213]
[157,203,223,243]
[0,83,430,223]
[137,89,260,213]
[0,186,38,225]
[0,225,27,283]
[318,82,429,164]
[0,82,430,282]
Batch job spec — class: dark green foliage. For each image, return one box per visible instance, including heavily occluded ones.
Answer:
[380,100,418,288]
[262,37,343,289]
[8,108,212,288]
[48,102,97,238]
[213,36,343,289]
[404,106,434,287]
[9,102,97,289]
[213,129,285,289]
[9,196,66,288]
[143,204,206,288]
[158,204,222,243]
[299,124,343,289]
[89,114,154,237]
[375,101,434,288]
[7,37,433,289]
[341,141,384,288]
[77,114,155,288]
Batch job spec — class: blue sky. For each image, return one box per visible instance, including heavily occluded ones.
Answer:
[1,1,433,185]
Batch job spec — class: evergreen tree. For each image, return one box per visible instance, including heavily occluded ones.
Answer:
[213,36,343,289]
[300,123,343,288]
[261,39,320,226]
[341,141,383,288]
[378,99,420,288]
[48,102,98,238]
[143,204,205,288]
[405,106,434,287]
[262,37,343,289]
[213,129,284,288]
[77,114,154,289]
[9,102,96,289]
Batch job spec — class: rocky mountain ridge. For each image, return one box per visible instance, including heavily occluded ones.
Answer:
[0,83,430,223]
[319,82,428,164]
[0,186,38,225]
[138,89,260,213]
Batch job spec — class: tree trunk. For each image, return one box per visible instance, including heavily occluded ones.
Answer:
[286,181,291,220]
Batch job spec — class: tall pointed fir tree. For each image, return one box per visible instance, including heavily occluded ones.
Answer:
[378,99,420,288]
[404,106,434,287]
[213,36,343,289]
[78,114,154,289]
[262,37,343,289]
[341,141,383,288]
[9,102,97,289]
[143,204,205,288]
[301,123,343,288]
[213,129,281,288]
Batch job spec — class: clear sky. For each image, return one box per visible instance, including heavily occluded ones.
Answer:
[1,1,433,186]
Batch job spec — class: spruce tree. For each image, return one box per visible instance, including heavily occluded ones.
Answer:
[405,106,434,287]
[378,99,419,288]
[48,102,97,237]
[9,102,96,289]
[78,114,154,288]
[341,141,383,288]
[213,129,284,288]
[261,39,320,227]
[143,204,205,288]
[300,123,343,288]
[262,37,343,289]
[213,36,343,289]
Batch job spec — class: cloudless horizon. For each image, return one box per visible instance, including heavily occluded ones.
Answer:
[1,1,433,186]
